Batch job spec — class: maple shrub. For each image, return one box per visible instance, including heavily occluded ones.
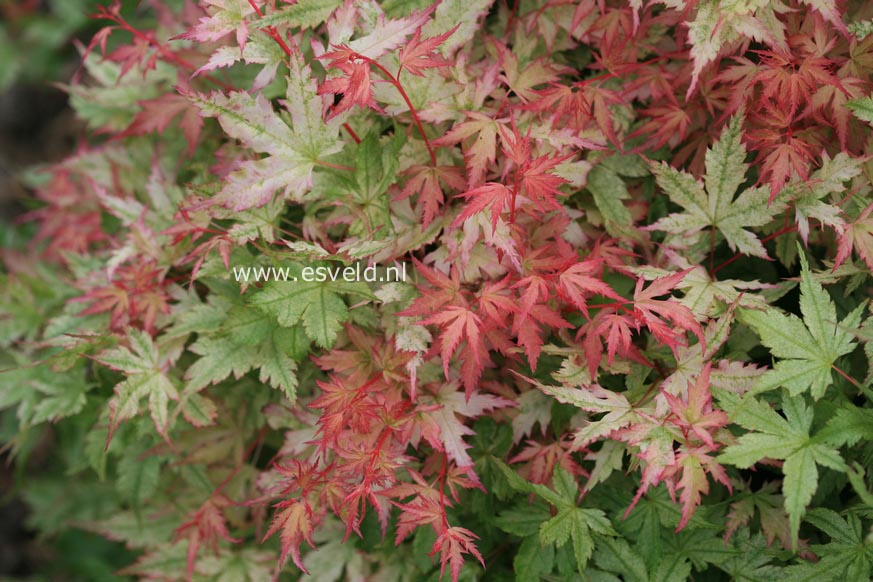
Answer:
[7,0,873,580]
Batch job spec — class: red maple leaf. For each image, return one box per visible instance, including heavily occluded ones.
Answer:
[173,495,240,581]
[430,526,485,582]
[835,202,873,271]
[524,82,625,148]
[419,306,491,397]
[121,89,203,156]
[632,270,704,355]
[663,363,729,449]
[397,25,459,77]
[557,259,622,317]
[397,164,466,227]
[517,153,571,212]
[579,310,646,378]
[72,261,171,334]
[392,494,445,545]
[451,182,514,232]
[671,446,731,531]
[318,45,383,119]
[433,112,506,188]
[263,499,319,574]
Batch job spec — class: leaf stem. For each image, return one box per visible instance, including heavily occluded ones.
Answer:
[438,454,450,530]
[342,123,362,144]
[361,56,438,165]
[94,7,234,91]
[832,364,873,400]
[246,0,293,58]
[711,224,798,275]
[708,227,716,275]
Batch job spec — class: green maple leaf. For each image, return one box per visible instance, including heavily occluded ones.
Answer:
[0,352,92,427]
[495,462,617,572]
[255,0,342,29]
[739,250,863,400]
[707,529,786,581]
[785,509,873,582]
[779,152,862,243]
[330,131,403,237]
[96,329,179,441]
[649,114,785,259]
[848,95,873,126]
[718,392,847,550]
[172,282,309,400]
[593,537,648,582]
[184,306,308,400]
[249,263,374,348]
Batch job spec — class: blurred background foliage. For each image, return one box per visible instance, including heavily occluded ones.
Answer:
[1,2,142,579]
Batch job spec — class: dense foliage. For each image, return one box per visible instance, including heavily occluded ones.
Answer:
[5,0,873,580]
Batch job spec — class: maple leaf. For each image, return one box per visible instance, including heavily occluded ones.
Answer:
[810,76,866,149]
[513,303,571,370]
[397,26,458,77]
[451,182,513,233]
[252,0,342,30]
[346,4,436,60]
[557,259,622,317]
[511,390,553,443]
[187,52,341,210]
[74,262,171,335]
[738,250,863,400]
[399,259,464,317]
[317,46,382,118]
[433,112,504,188]
[496,463,617,571]
[418,383,514,470]
[753,49,840,118]
[649,114,785,259]
[173,495,240,581]
[629,99,693,151]
[95,329,179,444]
[525,83,625,148]
[263,499,318,574]
[725,481,793,550]
[836,203,873,271]
[248,264,374,349]
[746,104,819,202]
[431,526,485,582]
[684,0,789,97]
[397,164,466,227]
[176,0,256,50]
[848,94,873,127]
[121,91,203,156]
[632,270,705,355]
[663,363,728,449]
[580,310,646,378]
[509,439,582,486]
[194,36,287,89]
[494,41,572,103]
[419,306,491,396]
[800,0,848,35]
[785,509,873,580]
[179,297,307,400]
[718,392,847,550]
[672,446,731,531]
[517,153,572,213]
[538,382,637,449]
[784,152,861,244]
